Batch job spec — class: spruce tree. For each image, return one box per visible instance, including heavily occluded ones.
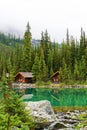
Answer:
[41,60,48,82]
[39,49,48,81]
[47,49,53,75]
[40,31,45,49]
[6,58,15,85]
[61,58,71,84]
[0,78,35,130]
[53,42,60,72]
[23,22,32,71]
[32,53,41,81]
[74,60,79,81]
[14,44,23,72]
[80,28,85,57]
[70,36,76,73]
[79,56,86,81]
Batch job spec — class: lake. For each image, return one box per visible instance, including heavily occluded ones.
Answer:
[19,88,87,107]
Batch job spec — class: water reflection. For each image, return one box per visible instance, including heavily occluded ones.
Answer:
[18,88,87,107]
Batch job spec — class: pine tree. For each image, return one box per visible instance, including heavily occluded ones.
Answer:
[61,58,71,84]
[47,48,53,75]
[49,67,53,76]
[80,28,85,57]
[70,36,76,73]
[23,22,32,71]
[53,42,60,72]
[43,30,50,64]
[0,78,35,130]
[40,31,45,49]
[6,58,15,85]
[32,53,41,81]
[41,59,48,81]
[14,44,24,72]
[40,31,48,66]
[74,60,79,81]
[0,52,6,77]
[79,56,86,81]
[84,47,87,81]
[39,49,48,81]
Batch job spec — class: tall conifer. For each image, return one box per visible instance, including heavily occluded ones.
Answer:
[23,22,32,71]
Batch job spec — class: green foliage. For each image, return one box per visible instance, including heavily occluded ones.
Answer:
[35,81,51,87]
[53,42,60,72]
[0,24,87,84]
[74,60,79,81]
[23,22,32,71]
[32,53,41,81]
[0,32,23,46]
[73,113,87,129]
[0,78,35,130]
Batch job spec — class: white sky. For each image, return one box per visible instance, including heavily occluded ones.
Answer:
[0,0,87,42]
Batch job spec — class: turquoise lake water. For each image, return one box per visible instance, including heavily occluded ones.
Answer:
[18,88,87,107]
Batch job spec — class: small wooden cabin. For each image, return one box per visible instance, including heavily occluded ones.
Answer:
[50,71,60,83]
[15,72,33,83]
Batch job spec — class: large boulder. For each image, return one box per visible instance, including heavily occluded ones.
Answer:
[25,100,57,128]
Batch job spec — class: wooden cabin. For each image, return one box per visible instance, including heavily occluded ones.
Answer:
[15,72,33,83]
[50,71,60,83]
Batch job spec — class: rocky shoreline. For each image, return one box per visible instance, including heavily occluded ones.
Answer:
[25,100,87,130]
[54,110,87,130]
[43,110,87,130]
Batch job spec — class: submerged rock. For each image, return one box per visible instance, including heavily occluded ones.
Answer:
[25,100,57,128]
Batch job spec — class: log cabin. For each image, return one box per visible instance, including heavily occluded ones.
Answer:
[15,72,33,83]
[50,71,60,83]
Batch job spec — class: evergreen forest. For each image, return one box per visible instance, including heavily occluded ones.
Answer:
[0,22,87,84]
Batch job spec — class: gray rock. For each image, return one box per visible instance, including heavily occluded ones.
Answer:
[81,126,87,130]
[59,128,74,130]
[25,100,57,128]
[48,121,67,130]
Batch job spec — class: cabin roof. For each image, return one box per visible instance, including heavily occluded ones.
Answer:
[15,72,33,78]
[50,71,59,78]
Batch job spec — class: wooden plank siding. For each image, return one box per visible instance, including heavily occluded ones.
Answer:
[50,71,60,83]
[15,72,33,83]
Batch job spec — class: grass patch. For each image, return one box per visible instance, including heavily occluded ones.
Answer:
[35,81,51,88]
[53,106,87,113]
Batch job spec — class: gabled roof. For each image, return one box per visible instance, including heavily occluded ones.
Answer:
[50,71,59,78]
[15,72,33,78]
